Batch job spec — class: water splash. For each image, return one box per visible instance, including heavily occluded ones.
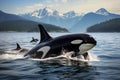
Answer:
[88,52,100,61]
[31,51,100,62]
[5,50,20,54]
[5,48,29,54]
[0,50,99,64]
[0,53,25,60]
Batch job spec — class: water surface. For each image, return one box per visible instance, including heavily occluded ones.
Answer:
[0,32,120,80]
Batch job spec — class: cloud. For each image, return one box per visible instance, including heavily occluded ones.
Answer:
[25,3,43,10]
[18,2,59,14]
[17,3,44,14]
[13,0,120,14]
[54,0,68,3]
[61,0,68,3]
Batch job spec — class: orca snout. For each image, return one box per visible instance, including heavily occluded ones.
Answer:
[79,36,97,54]
[91,37,97,45]
[86,36,97,45]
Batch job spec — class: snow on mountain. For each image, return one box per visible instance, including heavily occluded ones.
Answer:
[27,7,63,18]
[21,7,81,19]
[20,7,81,29]
[20,8,120,32]
[70,8,120,32]
[96,8,109,15]
[0,10,68,32]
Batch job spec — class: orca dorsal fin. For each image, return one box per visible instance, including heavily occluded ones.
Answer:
[38,24,52,43]
[32,37,34,40]
[16,43,21,50]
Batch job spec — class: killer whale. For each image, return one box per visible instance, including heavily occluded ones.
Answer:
[14,43,21,50]
[24,24,97,60]
[30,37,38,43]
[12,43,28,53]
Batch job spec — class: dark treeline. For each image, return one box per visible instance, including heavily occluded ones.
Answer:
[87,18,120,32]
[0,20,68,32]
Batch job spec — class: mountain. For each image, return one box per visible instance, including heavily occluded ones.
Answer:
[87,18,120,32]
[63,11,79,18]
[0,10,24,22]
[29,7,63,18]
[21,8,120,32]
[0,20,68,32]
[20,7,82,29]
[96,8,109,15]
[21,7,62,20]
[0,10,68,32]
[70,8,120,32]
[21,7,80,19]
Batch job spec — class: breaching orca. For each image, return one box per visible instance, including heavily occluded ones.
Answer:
[30,37,38,43]
[24,24,97,60]
[12,43,28,53]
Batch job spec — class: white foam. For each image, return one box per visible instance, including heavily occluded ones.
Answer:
[5,48,28,54]
[5,50,20,54]
[88,52,100,61]
[30,52,86,62]
[0,53,25,60]
[30,51,100,62]
[1,50,99,62]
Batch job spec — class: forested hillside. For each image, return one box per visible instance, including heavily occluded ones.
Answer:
[0,20,68,32]
[87,18,120,32]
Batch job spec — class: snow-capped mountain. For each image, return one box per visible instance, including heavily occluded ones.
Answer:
[70,8,120,32]
[20,7,82,29]
[22,7,80,18]
[20,8,120,32]
[23,7,63,18]
[96,8,110,15]
[0,10,68,32]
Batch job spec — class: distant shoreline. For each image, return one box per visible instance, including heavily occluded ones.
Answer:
[87,31,120,33]
[0,31,69,33]
[0,31,120,34]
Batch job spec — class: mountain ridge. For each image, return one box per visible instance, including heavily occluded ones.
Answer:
[1,8,120,32]
[70,8,120,32]
[20,7,82,29]
[0,10,68,32]
[87,18,120,32]
[96,8,110,15]
[0,20,68,32]
[20,8,120,32]
[0,10,25,22]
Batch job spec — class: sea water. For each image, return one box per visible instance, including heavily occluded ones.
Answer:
[0,32,120,80]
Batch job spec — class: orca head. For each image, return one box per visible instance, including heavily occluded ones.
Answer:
[70,34,97,54]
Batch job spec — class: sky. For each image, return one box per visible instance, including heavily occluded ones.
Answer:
[0,0,120,14]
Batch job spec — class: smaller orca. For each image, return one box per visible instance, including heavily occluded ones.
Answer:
[30,37,38,43]
[12,43,28,53]
[25,24,97,60]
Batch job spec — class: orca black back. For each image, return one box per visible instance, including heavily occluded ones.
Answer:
[25,24,97,60]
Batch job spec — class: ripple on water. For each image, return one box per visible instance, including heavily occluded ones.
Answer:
[0,33,120,80]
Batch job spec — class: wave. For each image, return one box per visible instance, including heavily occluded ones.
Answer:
[0,51,100,63]
[0,53,25,60]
